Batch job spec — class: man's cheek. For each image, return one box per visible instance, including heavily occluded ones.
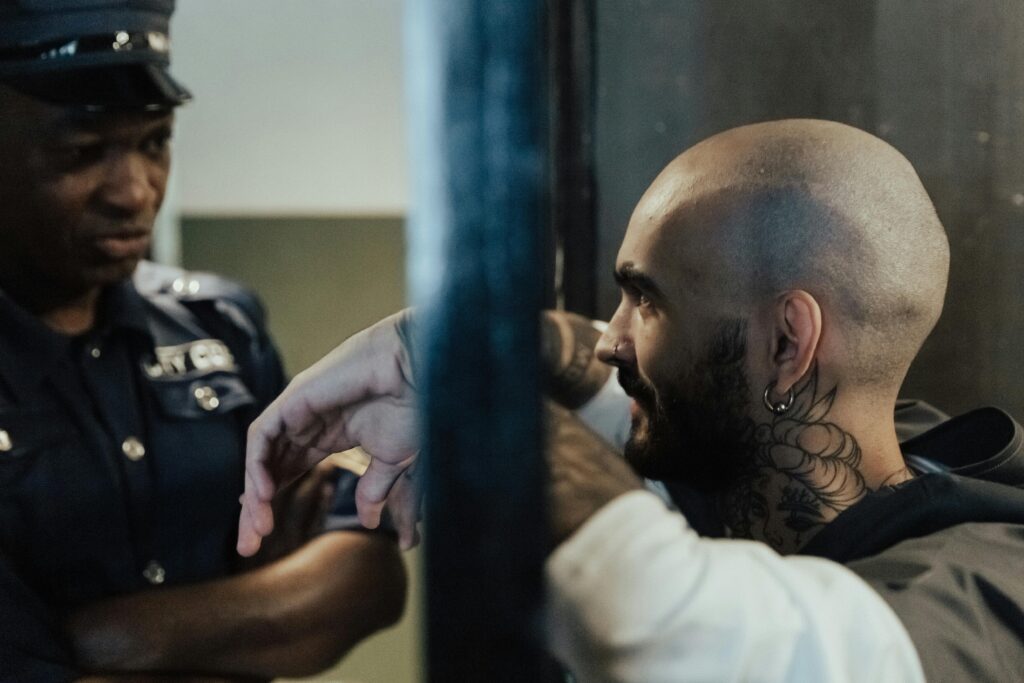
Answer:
[638,353,676,393]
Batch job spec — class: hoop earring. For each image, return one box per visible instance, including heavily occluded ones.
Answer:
[762,382,794,415]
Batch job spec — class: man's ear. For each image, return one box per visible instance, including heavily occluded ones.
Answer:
[770,290,822,394]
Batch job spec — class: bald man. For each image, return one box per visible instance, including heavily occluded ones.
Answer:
[598,118,947,553]
[238,120,1024,682]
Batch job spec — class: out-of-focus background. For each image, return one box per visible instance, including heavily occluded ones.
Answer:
[156,2,421,682]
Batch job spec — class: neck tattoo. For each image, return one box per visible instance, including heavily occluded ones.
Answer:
[719,367,871,554]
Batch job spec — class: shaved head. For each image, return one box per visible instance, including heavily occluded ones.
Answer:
[633,119,949,387]
[602,120,944,546]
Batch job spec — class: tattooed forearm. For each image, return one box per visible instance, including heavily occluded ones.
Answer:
[541,311,612,408]
[392,309,608,406]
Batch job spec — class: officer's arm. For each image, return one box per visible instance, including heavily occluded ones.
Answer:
[65,531,406,679]
[0,549,86,681]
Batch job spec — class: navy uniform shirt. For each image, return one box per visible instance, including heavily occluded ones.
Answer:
[0,262,291,680]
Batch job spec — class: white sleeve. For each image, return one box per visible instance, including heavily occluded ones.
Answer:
[575,368,632,451]
[545,490,925,683]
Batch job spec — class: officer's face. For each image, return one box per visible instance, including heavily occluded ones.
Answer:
[0,85,173,299]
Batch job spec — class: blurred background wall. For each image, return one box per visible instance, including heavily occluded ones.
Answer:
[159,2,421,682]
[171,0,407,217]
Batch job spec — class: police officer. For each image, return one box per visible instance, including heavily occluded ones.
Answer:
[0,2,405,681]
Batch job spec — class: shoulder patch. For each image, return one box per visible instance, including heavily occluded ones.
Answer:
[144,338,238,379]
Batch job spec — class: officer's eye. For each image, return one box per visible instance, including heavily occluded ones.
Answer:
[141,128,173,158]
[52,141,105,170]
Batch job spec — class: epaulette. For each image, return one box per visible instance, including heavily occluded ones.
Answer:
[132,260,267,337]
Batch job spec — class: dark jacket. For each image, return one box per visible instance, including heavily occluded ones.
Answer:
[804,406,1024,683]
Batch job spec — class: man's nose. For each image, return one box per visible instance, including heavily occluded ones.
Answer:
[98,152,160,217]
[595,306,634,366]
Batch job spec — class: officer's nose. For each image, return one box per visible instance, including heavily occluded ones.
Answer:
[595,302,635,366]
[97,151,161,218]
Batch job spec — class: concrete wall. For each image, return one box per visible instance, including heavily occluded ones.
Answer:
[163,3,421,682]
[171,0,407,215]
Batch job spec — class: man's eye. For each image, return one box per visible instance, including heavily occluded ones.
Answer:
[622,287,652,309]
[632,290,652,308]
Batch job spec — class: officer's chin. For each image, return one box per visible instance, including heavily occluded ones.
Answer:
[77,257,143,290]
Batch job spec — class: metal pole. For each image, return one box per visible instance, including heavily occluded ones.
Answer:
[404,1,557,680]
[550,0,597,317]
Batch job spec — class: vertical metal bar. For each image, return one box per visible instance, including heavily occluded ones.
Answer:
[550,0,597,317]
[404,1,557,681]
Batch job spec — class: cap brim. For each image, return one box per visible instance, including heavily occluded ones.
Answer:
[2,63,191,110]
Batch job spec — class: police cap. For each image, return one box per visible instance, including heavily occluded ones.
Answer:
[0,0,191,110]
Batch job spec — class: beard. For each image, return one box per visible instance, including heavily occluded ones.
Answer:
[619,319,754,492]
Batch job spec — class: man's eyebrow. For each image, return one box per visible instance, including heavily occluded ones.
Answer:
[613,263,665,299]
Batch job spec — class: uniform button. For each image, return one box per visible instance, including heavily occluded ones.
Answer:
[0,430,11,452]
[193,385,220,411]
[122,436,146,461]
[90,346,102,359]
[143,560,166,585]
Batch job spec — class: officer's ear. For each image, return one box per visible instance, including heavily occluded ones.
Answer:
[768,290,822,395]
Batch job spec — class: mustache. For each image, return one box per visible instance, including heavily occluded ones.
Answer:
[617,365,657,405]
